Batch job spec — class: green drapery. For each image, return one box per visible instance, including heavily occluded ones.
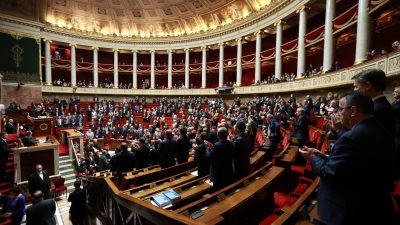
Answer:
[0,32,40,83]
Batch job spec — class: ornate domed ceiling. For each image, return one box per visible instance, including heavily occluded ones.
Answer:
[0,0,280,38]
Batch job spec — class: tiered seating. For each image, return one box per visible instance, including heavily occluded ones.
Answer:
[259,177,319,225]
[174,163,285,224]
[123,161,196,190]
[124,168,198,199]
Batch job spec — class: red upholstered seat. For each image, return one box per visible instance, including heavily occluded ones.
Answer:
[53,177,67,199]
[259,214,280,225]
[274,192,298,208]
[293,183,308,195]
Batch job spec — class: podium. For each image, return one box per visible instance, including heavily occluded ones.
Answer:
[13,137,60,183]
[33,117,53,137]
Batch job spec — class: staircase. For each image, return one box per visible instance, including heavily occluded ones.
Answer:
[58,155,77,193]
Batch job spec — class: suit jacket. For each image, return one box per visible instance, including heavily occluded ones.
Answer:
[135,145,150,169]
[206,139,235,190]
[391,99,400,137]
[158,139,177,168]
[113,150,136,174]
[21,136,38,147]
[176,136,192,164]
[0,138,11,160]
[5,123,16,134]
[68,188,86,218]
[294,115,309,140]
[194,143,210,177]
[232,133,252,180]
[26,199,56,225]
[28,171,51,199]
[310,117,394,225]
[374,96,395,135]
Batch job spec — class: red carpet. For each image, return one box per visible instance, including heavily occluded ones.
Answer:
[59,144,69,156]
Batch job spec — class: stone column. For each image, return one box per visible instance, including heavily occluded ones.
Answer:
[132,50,138,89]
[185,49,190,88]
[323,0,335,72]
[113,49,119,88]
[255,31,261,84]
[70,44,77,87]
[355,0,371,64]
[168,50,173,89]
[275,21,283,80]
[150,50,155,89]
[219,43,224,87]
[297,6,307,78]
[44,39,52,85]
[236,38,242,86]
[92,47,99,87]
[201,46,207,88]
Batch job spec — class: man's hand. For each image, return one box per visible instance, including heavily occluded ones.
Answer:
[299,145,321,160]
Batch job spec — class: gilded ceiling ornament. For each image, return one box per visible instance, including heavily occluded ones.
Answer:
[11,44,24,68]
[11,33,23,40]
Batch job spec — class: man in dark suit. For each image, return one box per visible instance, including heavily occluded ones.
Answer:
[232,121,252,180]
[135,138,150,169]
[0,132,12,180]
[266,114,282,158]
[111,142,135,175]
[300,91,394,225]
[5,119,16,134]
[26,190,56,225]
[28,164,51,199]
[21,131,39,147]
[206,127,235,191]
[293,107,309,148]
[68,180,86,225]
[352,69,395,134]
[194,132,210,177]
[157,130,177,168]
[176,127,192,164]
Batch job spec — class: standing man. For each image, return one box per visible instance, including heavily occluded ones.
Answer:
[158,130,177,168]
[135,138,150,169]
[176,127,192,164]
[232,121,252,180]
[293,107,309,148]
[68,180,86,225]
[206,127,235,191]
[28,164,51,199]
[26,190,56,225]
[299,91,394,225]
[352,69,395,134]
[0,132,12,180]
[266,114,282,159]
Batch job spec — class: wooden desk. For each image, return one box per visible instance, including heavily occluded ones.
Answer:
[127,169,197,199]
[108,138,129,150]
[196,167,284,224]
[13,137,60,183]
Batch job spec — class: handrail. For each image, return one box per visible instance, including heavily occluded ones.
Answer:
[70,139,80,167]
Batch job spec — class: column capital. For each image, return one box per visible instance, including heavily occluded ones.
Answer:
[296,5,310,14]
[254,30,261,36]
[235,37,242,42]
[218,42,224,47]
[150,50,156,53]
[91,46,99,50]
[184,48,190,52]
[131,49,138,53]
[167,49,174,53]
[43,39,52,43]
[274,20,284,27]
[69,43,77,48]
[201,46,207,50]
[112,48,119,52]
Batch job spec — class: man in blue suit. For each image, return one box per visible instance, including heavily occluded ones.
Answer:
[299,91,394,225]
[352,69,395,134]
[293,107,309,148]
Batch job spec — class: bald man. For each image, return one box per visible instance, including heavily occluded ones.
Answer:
[26,190,56,225]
